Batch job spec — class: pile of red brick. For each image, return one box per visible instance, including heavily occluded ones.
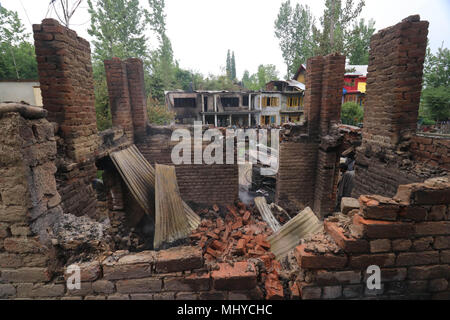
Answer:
[190,202,285,299]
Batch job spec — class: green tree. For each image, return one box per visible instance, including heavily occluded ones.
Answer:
[257,64,279,89]
[341,101,363,125]
[274,1,315,77]
[147,0,179,101]
[346,18,375,65]
[420,46,450,122]
[242,70,258,90]
[423,46,450,89]
[87,0,149,61]
[231,51,236,80]
[226,50,231,79]
[421,87,450,122]
[313,0,365,56]
[0,6,37,80]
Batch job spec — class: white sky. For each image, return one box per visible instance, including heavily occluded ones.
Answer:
[2,0,449,79]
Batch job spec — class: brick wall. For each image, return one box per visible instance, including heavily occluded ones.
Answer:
[410,135,450,170]
[136,126,239,206]
[353,15,436,199]
[362,15,428,147]
[33,19,98,162]
[33,19,99,218]
[276,53,345,218]
[125,58,148,141]
[104,57,148,142]
[292,176,450,300]
[276,139,319,208]
[104,58,134,141]
[0,245,262,300]
[0,111,63,297]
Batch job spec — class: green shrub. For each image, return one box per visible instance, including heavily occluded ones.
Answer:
[341,101,364,125]
[421,86,450,122]
[147,96,175,125]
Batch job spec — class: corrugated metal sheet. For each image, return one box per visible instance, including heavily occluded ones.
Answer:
[109,145,201,246]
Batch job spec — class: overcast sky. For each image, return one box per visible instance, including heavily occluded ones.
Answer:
[2,0,449,79]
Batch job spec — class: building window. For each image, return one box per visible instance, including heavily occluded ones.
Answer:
[287,96,303,107]
[221,97,239,107]
[243,96,249,106]
[261,96,279,107]
[174,97,196,108]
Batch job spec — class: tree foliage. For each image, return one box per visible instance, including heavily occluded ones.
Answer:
[87,0,148,61]
[346,18,375,64]
[313,0,365,56]
[241,64,279,91]
[0,6,37,80]
[274,1,315,77]
[341,101,363,125]
[419,46,450,122]
[275,0,370,76]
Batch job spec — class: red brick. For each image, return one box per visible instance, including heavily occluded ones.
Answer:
[396,251,440,266]
[164,273,210,291]
[353,214,414,239]
[297,282,322,299]
[415,221,450,236]
[349,253,396,268]
[324,221,369,253]
[155,246,203,273]
[407,265,450,280]
[212,261,257,291]
[294,245,348,269]
[264,273,283,300]
[315,270,361,286]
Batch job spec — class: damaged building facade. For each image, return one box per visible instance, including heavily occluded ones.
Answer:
[165,83,305,127]
[0,15,449,300]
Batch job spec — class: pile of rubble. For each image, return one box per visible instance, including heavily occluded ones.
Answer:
[189,202,287,299]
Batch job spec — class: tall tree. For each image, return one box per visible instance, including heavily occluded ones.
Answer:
[226,50,231,79]
[231,51,236,81]
[313,0,365,56]
[147,0,179,101]
[346,18,375,64]
[420,46,450,122]
[87,0,149,61]
[0,6,37,80]
[274,1,315,78]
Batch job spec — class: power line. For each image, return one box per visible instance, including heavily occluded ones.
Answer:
[19,0,32,25]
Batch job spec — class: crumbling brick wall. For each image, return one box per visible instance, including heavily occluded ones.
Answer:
[1,243,262,300]
[0,110,64,298]
[410,135,450,170]
[353,15,447,198]
[276,53,345,218]
[33,19,99,218]
[276,138,319,208]
[104,57,149,143]
[136,126,239,206]
[292,176,450,300]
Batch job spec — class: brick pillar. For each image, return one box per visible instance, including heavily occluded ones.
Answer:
[33,19,98,219]
[363,15,428,147]
[104,58,134,141]
[320,54,346,136]
[125,58,148,140]
[304,56,324,138]
[33,18,98,162]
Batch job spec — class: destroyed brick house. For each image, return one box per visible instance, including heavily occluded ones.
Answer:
[165,80,305,126]
[0,15,449,301]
